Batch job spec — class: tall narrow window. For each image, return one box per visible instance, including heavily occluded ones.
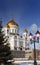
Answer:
[12,29,14,33]
[15,29,16,33]
[7,29,9,33]
[14,47,17,50]
[14,40,17,50]
[19,41,23,51]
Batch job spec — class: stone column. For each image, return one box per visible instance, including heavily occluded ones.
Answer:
[9,36,14,50]
[23,38,25,51]
[17,36,19,50]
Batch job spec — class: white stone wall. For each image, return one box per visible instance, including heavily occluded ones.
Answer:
[3,25,29,51]
[9,25,19,34]
[9,36,14,50]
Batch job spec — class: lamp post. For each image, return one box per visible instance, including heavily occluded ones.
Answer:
[29,31,40,65]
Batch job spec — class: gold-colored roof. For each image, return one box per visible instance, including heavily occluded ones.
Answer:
[24,29,28,33]
[5,19,19,28]
[5,24,10,28]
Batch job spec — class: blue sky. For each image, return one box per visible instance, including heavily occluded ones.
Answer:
[0,0,40,33]
[0,0,40,49]
[0,0,40,30]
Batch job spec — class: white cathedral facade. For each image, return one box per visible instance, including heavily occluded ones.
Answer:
[3,19,29,51]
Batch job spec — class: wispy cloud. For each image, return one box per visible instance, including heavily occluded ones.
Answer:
[29,24,40,34]
[30,24,37,33]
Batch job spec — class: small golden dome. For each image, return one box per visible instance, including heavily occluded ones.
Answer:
[5,19,19,28]
[24,29,28,33]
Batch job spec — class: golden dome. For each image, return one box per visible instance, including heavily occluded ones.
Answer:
[24,29,28,33]
[5,24,10,28]
[5,19,19,28]
[7,19,18,26]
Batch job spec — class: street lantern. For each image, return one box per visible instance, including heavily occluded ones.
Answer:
[36,31,40,43]
[36,31,40,37]
[29,31,40,65]
[29,33,33,41]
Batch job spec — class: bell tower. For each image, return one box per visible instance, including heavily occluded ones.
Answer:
[23,29,28,37]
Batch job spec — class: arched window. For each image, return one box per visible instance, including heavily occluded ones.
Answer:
[15,29,16,33]
[14,47,17,50]
[14,40,17,50]
[7,29,9,33]
[20,46,22,51]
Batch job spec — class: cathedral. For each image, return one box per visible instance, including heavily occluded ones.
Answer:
[3,19,29,51]
[3,19,40,59]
